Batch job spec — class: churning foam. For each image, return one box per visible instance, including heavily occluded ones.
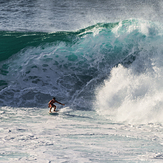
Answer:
[94,19,163,124]
[95,64,163,124]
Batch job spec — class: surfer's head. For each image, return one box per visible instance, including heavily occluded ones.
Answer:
[53,97,56,100]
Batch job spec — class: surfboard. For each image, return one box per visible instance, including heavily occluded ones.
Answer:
[49,110,59,115]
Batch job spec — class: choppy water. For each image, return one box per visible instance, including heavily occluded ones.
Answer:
[1,0,163,162]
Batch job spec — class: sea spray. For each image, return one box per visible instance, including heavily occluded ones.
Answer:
[95,62,163,124]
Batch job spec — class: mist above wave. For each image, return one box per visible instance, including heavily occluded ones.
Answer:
[0,0,163,32]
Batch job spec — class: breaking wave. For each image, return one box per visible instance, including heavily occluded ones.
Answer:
[1,18,163,120]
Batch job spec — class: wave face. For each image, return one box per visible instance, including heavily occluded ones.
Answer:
[1,19,163,112]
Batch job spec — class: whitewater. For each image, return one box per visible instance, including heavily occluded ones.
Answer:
[1,0,163,162]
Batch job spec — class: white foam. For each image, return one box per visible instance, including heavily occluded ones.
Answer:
[112,19,163,38]
[59,106,72,113]
[1,106,163,162]
[95,64,163,124]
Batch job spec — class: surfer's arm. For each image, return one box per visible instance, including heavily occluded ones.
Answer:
[56,100,65,105]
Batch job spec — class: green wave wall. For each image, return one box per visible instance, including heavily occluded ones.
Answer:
[0,22,119,62]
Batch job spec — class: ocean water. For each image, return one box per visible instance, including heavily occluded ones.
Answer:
[1,0,163,162]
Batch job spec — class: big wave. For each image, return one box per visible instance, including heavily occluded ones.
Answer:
[0,19,163,113]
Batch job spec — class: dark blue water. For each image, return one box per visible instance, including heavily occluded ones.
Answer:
[0,0,162,32]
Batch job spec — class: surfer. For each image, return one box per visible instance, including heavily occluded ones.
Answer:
[48,97,65,113]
